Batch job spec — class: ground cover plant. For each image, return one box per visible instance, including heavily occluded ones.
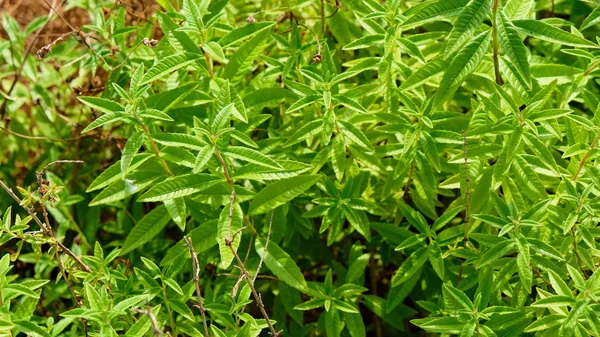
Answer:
[2,0,600,336]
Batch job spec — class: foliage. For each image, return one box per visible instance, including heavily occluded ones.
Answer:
[2,0,600,336]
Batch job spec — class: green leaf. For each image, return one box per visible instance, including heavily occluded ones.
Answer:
[138,174,220,202]
[400,57,449,92]
[284,120,323,148]
[121,131,145,179]
[493,126,523,183]
[443,283,473,311]
[14,321,51,337]
[342,205,371,241]
[515,234,532,293]
[513,19,600,48]
[255,239,309,293]
[243,88,298,109]
[182,0,204,31]
[164,198,186,231]
[478,239,516,267]
[249,175,322,215]
[121,205,171,255]
[78,96,125,114]
[338,120,374,152]
[581,6,600,31]
[193,145,213,173]
[531,295,576,308]
[141,53,202,85]
[402,0,470,30]
[433,30,491,109]
[223,146,283,170]
[411,316,465,334]
[218,22,275,47]
[391,246,429,287]
[151,133,207,151]
[82,111,130,133]
[217,202,242,269]
[445,0,492,55]
[497,11,531,86]
[429,241,444,280]
[223,30,271,84]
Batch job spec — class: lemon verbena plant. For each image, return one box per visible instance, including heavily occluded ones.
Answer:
[3,0,600,336]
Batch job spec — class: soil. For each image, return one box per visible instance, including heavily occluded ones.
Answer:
[0,0,161,49]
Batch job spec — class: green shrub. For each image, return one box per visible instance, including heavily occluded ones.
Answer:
[2,0,600,336]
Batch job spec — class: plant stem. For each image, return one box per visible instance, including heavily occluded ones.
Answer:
[0,179,92,273]
[215,151,280,336]
[572,133,599,181]
[584,60,600,76]
[491,0,502,85]
[137,119,173,177]
[184,237,210,337]
[458,132,470,284]
[162,283,177,336]
[0,0,64,121]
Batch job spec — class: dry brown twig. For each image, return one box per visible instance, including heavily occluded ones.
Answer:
[0,0,66,122]
[183,237,210,337]
[215,151,281,336]
[134,307,164,337]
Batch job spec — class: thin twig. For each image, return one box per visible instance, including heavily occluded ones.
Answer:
[217,154,280,336]
[572,133,599,181]
[0,0,65,121]
[134,308,163,336]
[491,0,502,85]
[253,211,274,283]
[0,180,92,273]
[458,131,471,284]
[184,237,210,337]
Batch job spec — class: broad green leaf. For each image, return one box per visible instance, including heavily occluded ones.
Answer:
[581,6,600,31]
[249,175,321,214]
[256,239,309,293]
[513,20,600,48]
[217,202,242,269]
[82,111,130,133]
[223,30,271,84]
[478,240,516,267]
[137,174,220,202]
[151,133,207,151]
[223,146,283,170]
[141,53,202,85]
[433,30,491,109]
[78,96,125,114]
[493,126,523,183]
[121,205,171,254]
[121,131,145,179]
[164,198,186,231]
[391,246,429,287]
[497,11,531,86]
[401,0,470,30]
[400,57,449,92]
[218,22,275,47]
[338,120,374,152]
[445,0,492,55]
[14,321,51,337]
[411,316,465,334]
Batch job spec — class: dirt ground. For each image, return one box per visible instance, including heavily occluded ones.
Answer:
[0,0,160,49]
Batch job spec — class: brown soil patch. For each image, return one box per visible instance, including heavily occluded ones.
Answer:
[0,0,161,49]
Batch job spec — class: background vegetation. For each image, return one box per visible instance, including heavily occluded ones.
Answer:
[2,0,600,336]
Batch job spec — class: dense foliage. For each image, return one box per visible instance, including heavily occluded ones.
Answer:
[3,0,600,336]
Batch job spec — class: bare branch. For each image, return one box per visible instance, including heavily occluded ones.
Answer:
[184,237,210,337]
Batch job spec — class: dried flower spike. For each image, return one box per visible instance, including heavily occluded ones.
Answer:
[36,45,51,59]
[142,38,158,47]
